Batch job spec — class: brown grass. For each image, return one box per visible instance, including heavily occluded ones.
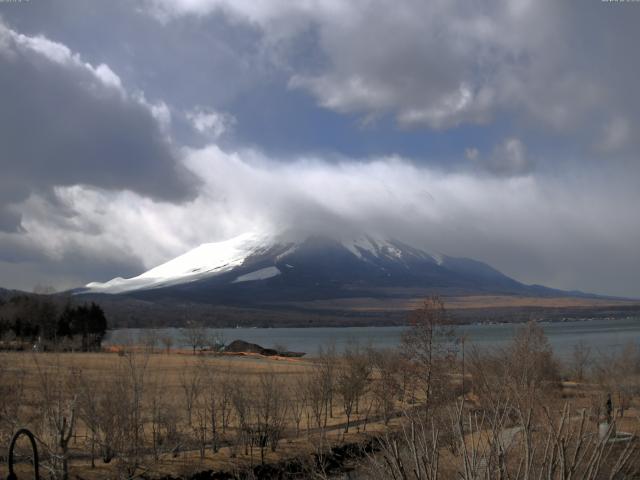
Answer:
[0,350,395,479]
[284,294,639,312]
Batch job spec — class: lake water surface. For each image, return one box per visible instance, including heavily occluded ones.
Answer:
[105,317,640,360]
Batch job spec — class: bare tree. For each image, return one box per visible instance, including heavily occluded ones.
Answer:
[181,321,207,354]
[592,341,640,419]
[305,365,330,433]
[230,378,254,459]
[205,330,225,353]
[317,344,338,419]
[505,321,560,408]
[88,373,123,464]
[289,376,307,438]
[202,365,232,454]
[394,351,418,405]
[336,344,371,432]
[254,371,288,463]
[34,356,77,480]
[192,385,209,460]
[570,339,592,381]
[160,335,173,354]
[218,366,234,434]
[402,296,457,414]
[368,386,638,479]
[179,360,203,428]
[109,351,150,477]
[469,321,559,415]
[148,373,179,462]
[76,369,100,468]
[141,329,158,353]
[0,357,26,449]
[370,349,399,426]
[204,370,220,454]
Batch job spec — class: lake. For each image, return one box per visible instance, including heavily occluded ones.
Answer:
[104,316,640,360]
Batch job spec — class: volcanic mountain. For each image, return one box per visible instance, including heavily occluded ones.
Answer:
[82,231,565,304]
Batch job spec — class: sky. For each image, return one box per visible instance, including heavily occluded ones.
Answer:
[0,0,639,297]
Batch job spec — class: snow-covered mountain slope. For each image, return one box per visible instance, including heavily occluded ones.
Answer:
[341,236,443,264]
[85,231,278,294]
[82,231,542,301]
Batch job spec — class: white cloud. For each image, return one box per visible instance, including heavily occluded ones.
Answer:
[146,0,348,25]
[600,116,631,153]
[5,26,125,94]
[465,148,479,162]
[93,63,123,90]
[12,31,77,65]
[5,143,640,296]
[488,138,530,175]
[464,139,530,176]
[149,100,172,130]
[186,107,235,138]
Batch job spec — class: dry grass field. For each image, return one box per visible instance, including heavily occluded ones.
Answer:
[0,348,408,479]
[3,304,640,480]
[285,294,640,312]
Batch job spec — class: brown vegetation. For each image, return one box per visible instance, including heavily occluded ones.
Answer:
[363,305,640,479]
[2,297,640,480]
[0,347,400,479]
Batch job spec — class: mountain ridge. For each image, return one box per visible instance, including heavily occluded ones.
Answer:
[81,231,589,304]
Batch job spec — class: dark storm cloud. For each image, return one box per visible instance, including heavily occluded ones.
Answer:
[0,21,196,232]
[0,0,266,111]
[0,234,55,264]
[0,209,23,233]
[283,1,640,153]
[0,247,144,292]
[145,0,640,160]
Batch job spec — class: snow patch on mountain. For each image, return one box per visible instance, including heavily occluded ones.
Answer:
[233,266,281,283]
[432,253,444,266]
[342,236,403,259]
[341,236,440,264]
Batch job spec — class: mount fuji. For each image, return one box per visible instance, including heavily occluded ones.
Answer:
[82,231,561,304]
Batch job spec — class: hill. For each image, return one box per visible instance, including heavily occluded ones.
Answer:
[73,231,640,327]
